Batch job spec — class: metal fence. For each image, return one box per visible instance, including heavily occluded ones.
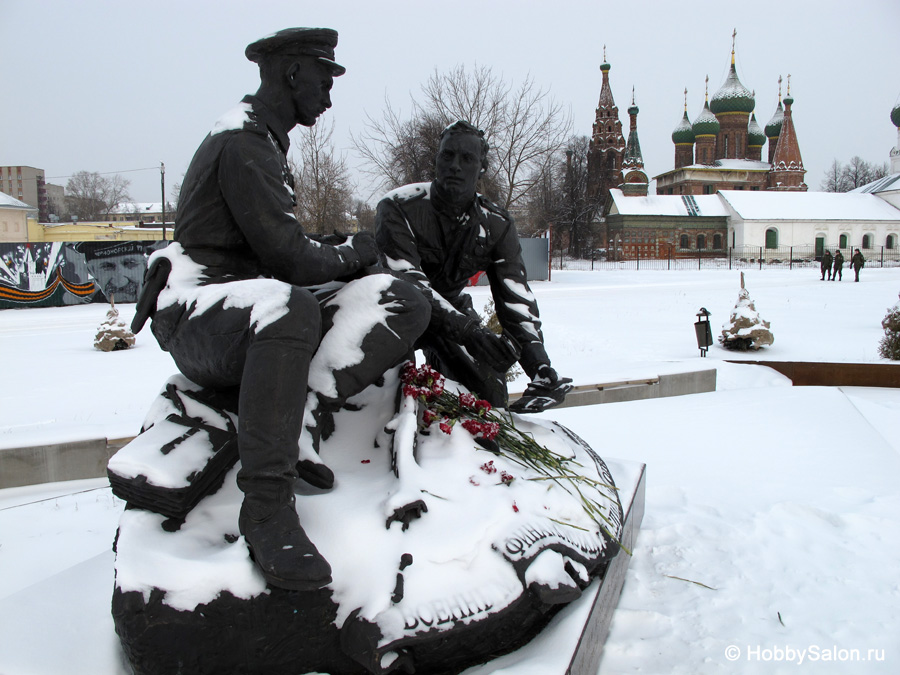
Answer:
[551,245,900,272]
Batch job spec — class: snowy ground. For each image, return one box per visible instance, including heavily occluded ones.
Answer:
[1,268,899,674]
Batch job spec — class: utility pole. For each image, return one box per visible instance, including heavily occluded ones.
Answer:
[160,162,167,240]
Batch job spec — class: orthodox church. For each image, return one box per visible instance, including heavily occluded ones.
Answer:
[654,35,807,195]
[585,39,898,259]
[586,50,649,213]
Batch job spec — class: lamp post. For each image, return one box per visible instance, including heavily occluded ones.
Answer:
[160,162,166,241]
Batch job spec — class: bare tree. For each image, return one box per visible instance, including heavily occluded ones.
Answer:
[353,199,376,233]
[291,121,354,235]
[820,159,850,192]
[524,136,601,258]
[843,156,871,190]
[867,161,890,184]
[354,64,571,211]
[821,157,890,192]
[523,154,563,238]
[65,171,131,221]
[354,106,445,196]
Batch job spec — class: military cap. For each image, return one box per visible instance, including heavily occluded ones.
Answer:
[245,27,346,76]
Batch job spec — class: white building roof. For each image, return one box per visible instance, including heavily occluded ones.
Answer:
[0,192,36,210]
[608,188,729,217]
[851,173,900,195]
[719,190,900,221]
[110,202,165,214]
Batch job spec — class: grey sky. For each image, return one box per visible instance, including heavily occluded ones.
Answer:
[3,0,899,205]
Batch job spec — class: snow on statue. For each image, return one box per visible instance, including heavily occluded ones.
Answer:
[719,272,774,351]
[109,362,622,674]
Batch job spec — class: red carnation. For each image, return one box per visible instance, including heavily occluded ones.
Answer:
[459,392,477,408]
[481,422,500,440]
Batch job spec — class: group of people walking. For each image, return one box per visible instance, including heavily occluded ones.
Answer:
[820,249,866,282]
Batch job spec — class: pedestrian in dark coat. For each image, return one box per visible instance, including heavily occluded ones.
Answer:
[832,250,844,281]
[851,248,865,282]
[820,250,832,280]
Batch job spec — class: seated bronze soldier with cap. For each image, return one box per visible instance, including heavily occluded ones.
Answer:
[134,28,430,591]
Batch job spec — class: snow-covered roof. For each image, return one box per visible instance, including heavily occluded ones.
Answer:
[719,190,900,221]
[110,202,165,214]
[681,159,770,171]
[852,173,900,195]
[654,159,771,180]
[608,188,728,217]
[0,192,36,210]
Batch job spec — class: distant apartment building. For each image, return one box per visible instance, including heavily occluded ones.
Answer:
[0,165,61,222]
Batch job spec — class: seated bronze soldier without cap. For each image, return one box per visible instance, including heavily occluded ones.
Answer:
[133,28,430,591]
[375,121,572,413]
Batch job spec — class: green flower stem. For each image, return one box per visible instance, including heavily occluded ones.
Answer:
[418,390,624,549]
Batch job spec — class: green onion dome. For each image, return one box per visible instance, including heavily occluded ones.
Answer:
[747,113,766,147]
[693,100,720,136]
[765,101,784,138]
[710,62,755,114]
[891,101,900,128]
[628,102,639,116]
[672,110,695,144]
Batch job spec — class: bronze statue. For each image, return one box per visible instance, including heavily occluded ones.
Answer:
[131,27,430,591]
[110,36,628,675]
[375,120,572,412]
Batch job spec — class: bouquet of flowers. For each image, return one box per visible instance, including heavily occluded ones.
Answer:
[400,361,621,544]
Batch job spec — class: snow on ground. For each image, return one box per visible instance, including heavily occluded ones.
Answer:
[1,267,899,673]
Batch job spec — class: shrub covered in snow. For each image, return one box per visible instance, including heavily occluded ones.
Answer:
[719,273,774,351]
[878,293,900,360]
[94,300,135,352]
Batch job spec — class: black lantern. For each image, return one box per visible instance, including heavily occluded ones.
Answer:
[694,307,712,357]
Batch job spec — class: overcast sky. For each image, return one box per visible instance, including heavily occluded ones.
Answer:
[3,0,899,205]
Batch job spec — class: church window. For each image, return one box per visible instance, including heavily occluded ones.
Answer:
[713,234,723,250]
[862,233,872,249]
[697,234,707,250]
[679,234,690,249]
[887,234,897,249]
[765,228,778,249]
[839,233,848,248]
[724,136,728,157]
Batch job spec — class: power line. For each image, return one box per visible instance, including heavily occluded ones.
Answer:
[44,166,160,181]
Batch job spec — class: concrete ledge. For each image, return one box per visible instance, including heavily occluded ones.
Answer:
[510,368,718,409]
[0,438,115,489]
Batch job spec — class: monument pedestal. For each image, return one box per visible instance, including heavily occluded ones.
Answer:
[462,459,645,675]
